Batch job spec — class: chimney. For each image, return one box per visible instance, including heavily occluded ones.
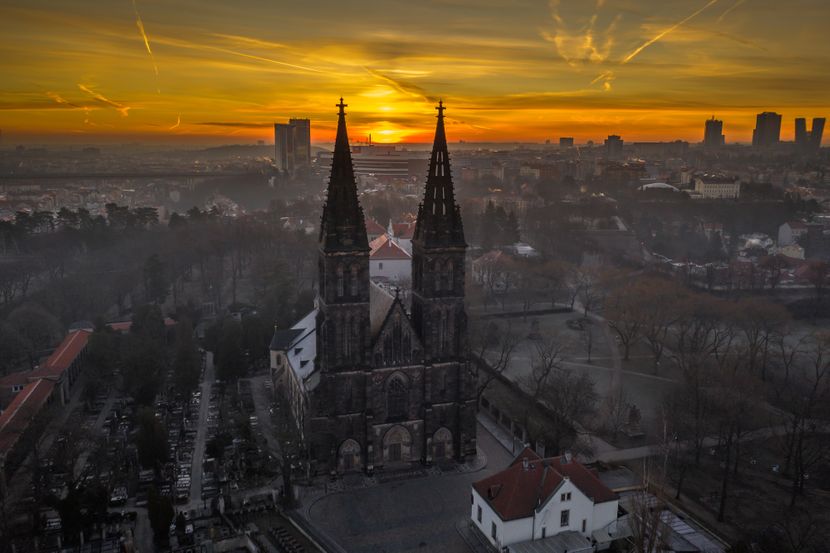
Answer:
[522,457,529,471]
[563,451,572,464]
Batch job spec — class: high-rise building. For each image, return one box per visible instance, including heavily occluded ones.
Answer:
[559,137,574,149]
[752,112,782,147]
[703,116,725,148]
[795,117,825,155]
[274,117,311,175]
[604,135,623,160]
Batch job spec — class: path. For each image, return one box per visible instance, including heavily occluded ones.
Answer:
[187,351,214,508]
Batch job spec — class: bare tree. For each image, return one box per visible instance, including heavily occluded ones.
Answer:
[467,319,521,404]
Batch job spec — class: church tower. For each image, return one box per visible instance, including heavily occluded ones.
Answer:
[411,101,467,362]
[316,99,371,370]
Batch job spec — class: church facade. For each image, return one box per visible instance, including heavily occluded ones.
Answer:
[270,99,477,474]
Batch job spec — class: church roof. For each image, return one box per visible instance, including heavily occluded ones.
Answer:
[271,309,318,389]
[319,99,369,253]
[413,101,466,249]
[269,328,303,351]
[369,281,395,338]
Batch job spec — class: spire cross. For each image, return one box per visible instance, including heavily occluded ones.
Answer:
[436,100,445,118]
[337,98,347,115]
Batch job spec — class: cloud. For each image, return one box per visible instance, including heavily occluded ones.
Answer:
[77,84,131,116]
[717,0,747,23]
[541,1,620,65]
[364,68,437,103]
[622,0,720,64]
[169,114,181,130]
[196,121,273,128]
[591,70,615,91]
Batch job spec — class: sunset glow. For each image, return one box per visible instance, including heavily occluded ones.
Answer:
[1,0,829,144]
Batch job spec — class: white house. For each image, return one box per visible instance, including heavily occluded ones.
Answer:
[777,221,808,247]
[471,448,621,552]
[369,234,412,283]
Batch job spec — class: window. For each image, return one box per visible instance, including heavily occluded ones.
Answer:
[336,265,344,297]
[387,377,407,419]
[350,265,359,296]
[434,260,442,291]
[560,510,570,527]
[561,492,571,501]
[446,260,454,291]
[491,522,497,540]
[581,519,586,533]
[11,384,23,393]
[388,443,401,461]
[477,506,482,523]
[378,262,383,270]
[541,527,546,539]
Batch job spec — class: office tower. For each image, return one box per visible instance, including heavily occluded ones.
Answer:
[752,112,782,147]
[559,137,574,149]
[274,118,312,175]
[703,116,725,148]
[796,117,825,155]
[604,135,623,160]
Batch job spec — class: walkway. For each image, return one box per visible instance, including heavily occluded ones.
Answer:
[187,351,214,507]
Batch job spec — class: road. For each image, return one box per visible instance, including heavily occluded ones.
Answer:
[248,374,281,459]
[187,351,214,508]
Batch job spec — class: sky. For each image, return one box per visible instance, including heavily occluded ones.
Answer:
[1,0,829,145]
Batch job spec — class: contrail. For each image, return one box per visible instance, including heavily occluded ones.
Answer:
[46,91,80,108]
[131,0,160,92]
[717,0,746,23]
[77,84,131,116]
[622,0,720,64]
[169,114,181,130]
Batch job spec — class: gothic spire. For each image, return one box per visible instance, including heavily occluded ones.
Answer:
[319,98,369,251]
[413,100,465,248]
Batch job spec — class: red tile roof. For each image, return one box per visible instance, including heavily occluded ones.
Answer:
[0,371,33,389]
[29,329,91,379]
[392,222,415,240]
[365,218,386,236]
[107,317,177,333]
[370,235,411,260]
[473,449,617,521]
[0,379,55,454]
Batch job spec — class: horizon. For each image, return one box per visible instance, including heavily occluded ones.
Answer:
[2,0,829,145]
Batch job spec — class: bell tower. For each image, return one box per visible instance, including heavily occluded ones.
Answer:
[316,98,371,370]
[411,101,467,362]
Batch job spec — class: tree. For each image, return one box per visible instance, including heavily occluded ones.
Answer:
[172,318,200,396]
[214,319,247,382]
[467,319,520,403]
[143,254,169,304]
[131,303,166,344]
[734,297,790,379]
[122,335,166,404]
[136,407,169,469]
[604,280,647,361]
[7,303,63,369]
[638,278,681,372]
[147,486,174,544]
[0,322,27,375]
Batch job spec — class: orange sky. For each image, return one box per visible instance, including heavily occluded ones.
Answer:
[1,0,829,145]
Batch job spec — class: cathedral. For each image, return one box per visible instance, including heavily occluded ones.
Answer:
[270,99,477,474]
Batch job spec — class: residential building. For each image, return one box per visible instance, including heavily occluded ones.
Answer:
[692,176,741,199]
[369,234,412,283]
[795,117,825,155]
[470,448,621,552]
[778,221,809,246]
[604,135,623,160]
[559,137,574,149]
[274,118,311,176]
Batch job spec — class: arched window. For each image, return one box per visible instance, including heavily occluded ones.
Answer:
[343,315,351,360]
[445,260,454,292]
[350,264,359,296]
[387,376,407,419]
[434,260,442,292]
[336,264,344,297]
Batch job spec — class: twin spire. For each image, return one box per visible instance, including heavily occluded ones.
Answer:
[320,98,464,252]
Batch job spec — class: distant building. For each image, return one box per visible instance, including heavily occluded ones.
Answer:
[369,234,411,283]
[752,112,782,147]
[559,137,574,149]
[274,118,311,175]
[693,176,741,199]
[604,135,623,160]
[470,448,622,552]
[703,116,725,148]
[795,117,825,155]
[778,221,809,246]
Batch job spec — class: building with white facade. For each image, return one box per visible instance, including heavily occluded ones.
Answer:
[692,177,741,199]
[471,448,621,552]
[369,234,412,283]
[777,221,808,246]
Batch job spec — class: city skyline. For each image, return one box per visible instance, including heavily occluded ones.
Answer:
[2,0,830,144]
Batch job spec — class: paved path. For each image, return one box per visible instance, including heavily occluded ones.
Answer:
[248,374,281,459]
[73,388,117,480]
[187,351,214,507]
